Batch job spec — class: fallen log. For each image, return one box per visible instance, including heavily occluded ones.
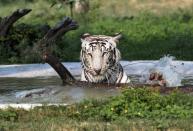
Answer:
[37,17,193,93]
[0,9,32,37]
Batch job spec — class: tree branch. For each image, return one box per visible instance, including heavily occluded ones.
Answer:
[42,53,75,84]
[38,17,78,84]
[0,9,32,37]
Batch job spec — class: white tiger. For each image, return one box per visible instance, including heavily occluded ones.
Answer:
[80,33,130,84]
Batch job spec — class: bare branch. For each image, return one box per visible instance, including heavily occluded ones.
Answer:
[38,17,78,84]
[0,9,32,37]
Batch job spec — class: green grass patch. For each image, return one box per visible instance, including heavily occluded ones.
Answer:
[0,88,193,130]
[1,12,193,63]
[1,0,193,64]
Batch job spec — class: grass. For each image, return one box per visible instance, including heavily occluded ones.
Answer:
[1,1,193,130]
[99,0,193,17]
[1,119,193,130]
[0,88,193,130]
[1,0,193,63]
[1,11,193,63]
[1,0,193,23]
[0,0,70,25]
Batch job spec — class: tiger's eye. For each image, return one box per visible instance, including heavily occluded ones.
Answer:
[87,53,92,57]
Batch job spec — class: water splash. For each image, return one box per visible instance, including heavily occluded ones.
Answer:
[140,56,183,87]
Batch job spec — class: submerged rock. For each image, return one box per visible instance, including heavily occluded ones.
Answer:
[15,87,60,98]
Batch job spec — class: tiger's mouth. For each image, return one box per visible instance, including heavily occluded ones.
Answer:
[93,75,106,82]
[85,68,107,77]
[89,70,101,76]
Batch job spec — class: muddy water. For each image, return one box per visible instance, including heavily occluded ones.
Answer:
[0,77,118,104]
[0,75,192,104]
[1,60,193,104]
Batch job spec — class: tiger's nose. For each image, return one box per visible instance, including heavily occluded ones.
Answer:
[94,69,101,75]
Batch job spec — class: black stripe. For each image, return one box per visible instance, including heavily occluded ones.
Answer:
[117,65,123,83]
[84,69,90,82]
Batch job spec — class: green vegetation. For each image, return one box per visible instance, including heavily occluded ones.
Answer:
[1,1,193,130]
[1,0,193,64]
[0,88,193,130]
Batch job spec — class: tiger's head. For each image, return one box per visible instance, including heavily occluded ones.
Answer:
[80,33,122,81]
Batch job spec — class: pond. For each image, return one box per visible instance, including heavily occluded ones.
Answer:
[0,61,193,104]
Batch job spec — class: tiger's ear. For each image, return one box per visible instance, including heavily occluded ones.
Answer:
[110,33,122,47]
[81,33,91,45]
[81,33,91,39]
[113,33,122,42]
[81,33,91,48]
